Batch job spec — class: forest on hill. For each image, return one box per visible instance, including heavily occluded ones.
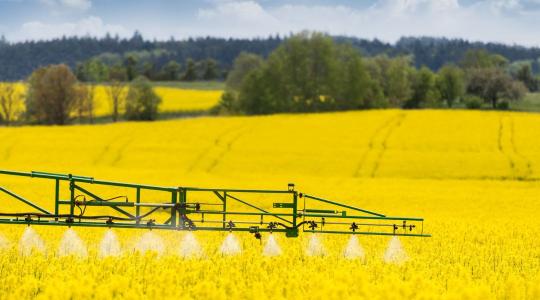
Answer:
[1,32,540,81]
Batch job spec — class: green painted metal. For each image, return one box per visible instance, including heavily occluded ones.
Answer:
[0,186,51,214]
[302,194,386,217]
[0,169,430,238]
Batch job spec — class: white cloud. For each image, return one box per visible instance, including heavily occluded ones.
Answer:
[185,0,540,46]
[16,16,128,41]
[40,0,91,12]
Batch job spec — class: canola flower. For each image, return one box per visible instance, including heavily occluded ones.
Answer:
[0,109,539,299]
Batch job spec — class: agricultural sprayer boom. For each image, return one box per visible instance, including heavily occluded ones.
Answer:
[0,170,430,238]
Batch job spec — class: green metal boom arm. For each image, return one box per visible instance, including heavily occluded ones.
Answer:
[0,169,430,238]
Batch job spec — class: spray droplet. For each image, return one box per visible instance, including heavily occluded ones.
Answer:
[343,235,365,260]
[383,236,408,264]
[0,234,11,251]
[19,227,46,256]
[179,232,203,258]
[263,234,282,257]
[220,233,241,256]
[135,231,165,255]
[58,228,88,258]
[99,229,122,258]
[306,234,326,257]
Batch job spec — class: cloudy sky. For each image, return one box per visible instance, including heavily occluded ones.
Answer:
[1,0,540,46]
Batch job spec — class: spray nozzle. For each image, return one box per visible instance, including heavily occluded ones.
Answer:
[106,217,114,226]
[227,220,236,231]
[350,222,358,232]
[308,221,318,230]
[267,222,277,231]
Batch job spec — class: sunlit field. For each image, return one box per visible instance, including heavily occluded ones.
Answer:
[0,83,223,119]
[92,86,222,116]
[0,110,539,299]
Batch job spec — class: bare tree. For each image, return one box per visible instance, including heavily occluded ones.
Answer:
[0,83,24,125]
[107,66,127,122]
[26,64,78,125]
[74,84,95,123]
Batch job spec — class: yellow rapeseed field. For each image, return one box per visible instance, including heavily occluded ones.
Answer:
[0,109,539,299]
[92,86,222,116]
[0,83,222,119]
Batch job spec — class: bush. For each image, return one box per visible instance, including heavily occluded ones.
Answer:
[125,76,161,121]
[496,101,510,110]
[464,95,483,109]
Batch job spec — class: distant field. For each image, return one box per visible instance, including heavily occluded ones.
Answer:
[151,81,225,90]
[92,85,222,117]
[1,82,223,120]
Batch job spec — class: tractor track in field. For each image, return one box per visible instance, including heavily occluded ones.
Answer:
[498,116,532,180]
[186,124,244,172]
[110,137,135,166]
[353,113,406,178]
[92,131,133,166]
[206,125,250,172]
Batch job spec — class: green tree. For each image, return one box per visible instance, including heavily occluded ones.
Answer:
[162,60,181,81]
[124,55,138,81]
[225,52,264,91]
[467,68,526,108]
[125,76,161,121]
[406,66,440,108]
[436,65,465,108]
[203,59,219,80]
[461,49,508,69]
[515,64,537,92]
[367,55,413,107]
[26,64,78,125]
[335,45,372,109]
[182,59,198,81]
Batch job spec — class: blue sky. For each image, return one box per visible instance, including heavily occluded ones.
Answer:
[1,0,540,46]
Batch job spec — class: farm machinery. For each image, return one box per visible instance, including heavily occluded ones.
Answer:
[0,169,430,239]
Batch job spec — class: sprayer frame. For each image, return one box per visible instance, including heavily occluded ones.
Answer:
[0,170,430,238]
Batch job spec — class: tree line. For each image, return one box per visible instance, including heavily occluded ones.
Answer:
[1,32,540,81]
[0,64,161,126]
[75,55,220,83]
[216,32,533,115]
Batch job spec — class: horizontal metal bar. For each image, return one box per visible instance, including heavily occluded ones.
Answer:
[222,194,293,225]
[196,220,271,225]
[0,219,288,233]
[320,221,397,227]
[304,229,431,237]
[303,194,386,217]
[304,209,337,214]
[194,210,295,217]
[134,203,175,208]
[32,171,93,181]
[303,213,424,221]
[59,200,135,207]
[0,187,52,215]
[185,187,293,194]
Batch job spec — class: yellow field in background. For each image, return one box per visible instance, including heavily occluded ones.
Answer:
[1,83,222,119]
[0,110,539,299]
[92,86,222,116]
